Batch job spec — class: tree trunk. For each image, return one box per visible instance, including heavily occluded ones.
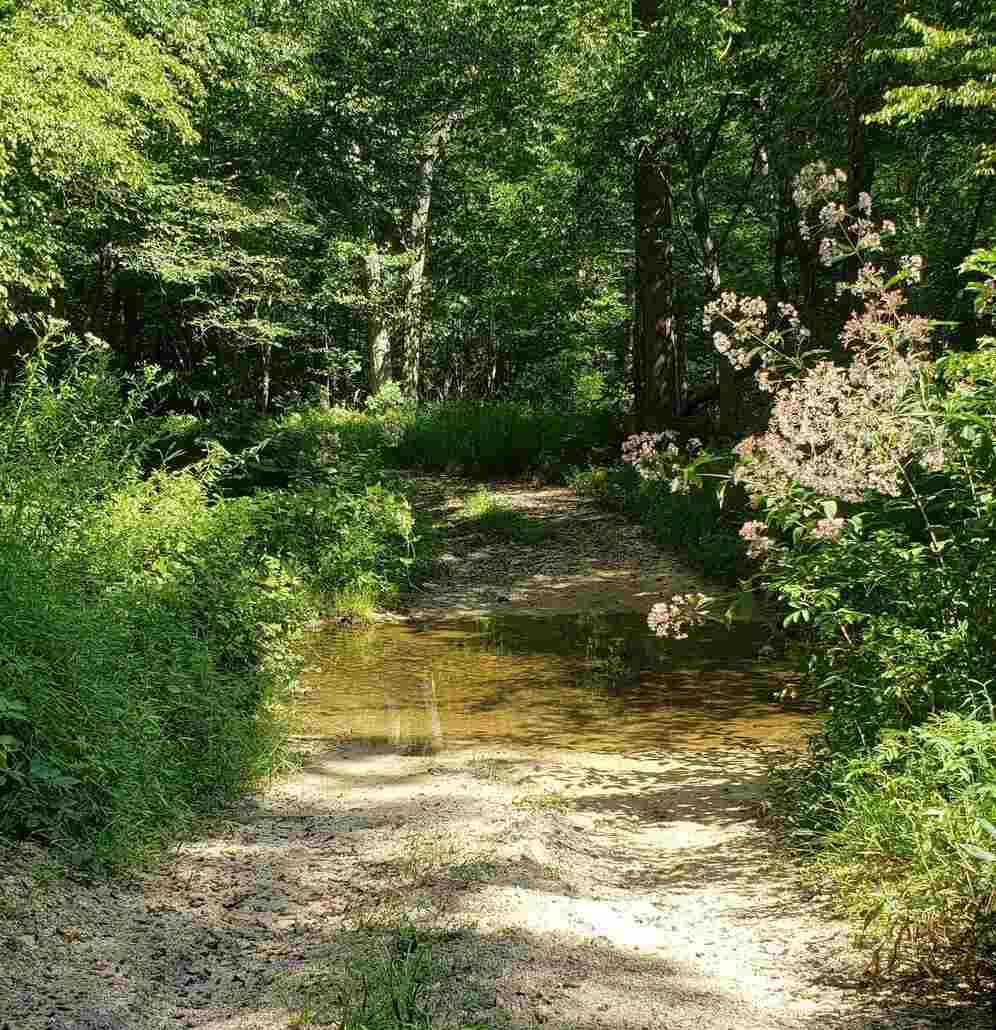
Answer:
[633,0,684,426]
[397,112,461,398]
[362,244,392,394]
[637,152,684,423]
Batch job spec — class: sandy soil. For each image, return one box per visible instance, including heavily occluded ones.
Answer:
[1,481,989,1030]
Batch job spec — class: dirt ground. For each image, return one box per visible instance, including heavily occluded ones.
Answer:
[1,481,989,1029]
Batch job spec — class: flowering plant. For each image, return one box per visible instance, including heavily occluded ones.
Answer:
[621,429,730,497]
[643,164,996,751]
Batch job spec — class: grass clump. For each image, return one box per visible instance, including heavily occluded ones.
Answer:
[457,488,549,543]
[282,927,440,1030]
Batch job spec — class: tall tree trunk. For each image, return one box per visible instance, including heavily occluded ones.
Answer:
[362,244,392,394]
[637,152,684,423]
[397,112,461,398]
[634,0,684,425]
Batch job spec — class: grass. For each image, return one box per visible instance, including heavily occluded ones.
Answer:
[280,925,494,1030]
[458,488,550,544]
[389,400,617,480]
[332,582,388,623]
[282,926,436,1029]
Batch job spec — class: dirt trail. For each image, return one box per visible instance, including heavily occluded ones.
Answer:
[1,480,986,1030]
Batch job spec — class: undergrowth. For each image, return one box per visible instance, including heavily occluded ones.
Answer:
[389,401,617,480]
[0,335,422,868]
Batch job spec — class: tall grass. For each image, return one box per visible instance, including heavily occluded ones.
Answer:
[389,401,617,480]
[0,335,418,868]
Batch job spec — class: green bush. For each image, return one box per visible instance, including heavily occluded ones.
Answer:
[249,482,416,607]
[147,405,390,495]
[811,714,996,977]
[389,401,617,480]
[0,338,363,867]
[0,490,310,867]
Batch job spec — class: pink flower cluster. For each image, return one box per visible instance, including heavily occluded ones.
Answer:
[732,346,934,503]
[792,162,847,213]
[739,520,775,559]
[621,430,702,493]
[647,592,713,639]
[704,293,814,392]
[622,431,671,465]
[812,517,845,541]
[708,175,942,505]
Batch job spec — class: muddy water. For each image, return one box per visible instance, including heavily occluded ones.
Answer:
[298,611,818,754]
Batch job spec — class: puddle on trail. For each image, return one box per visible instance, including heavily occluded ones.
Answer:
[297,611,819,754]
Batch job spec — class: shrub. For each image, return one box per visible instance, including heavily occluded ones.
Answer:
[814,714,996,978]
[457,487,549,543]
[0,334,314,867]
[146,405,390,495]
[631,168,996,978]
[389,401,617,480]
[249,482,416,607]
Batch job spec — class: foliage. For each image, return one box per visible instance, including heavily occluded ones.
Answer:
[390,401,616,480]
[813,715,996,978]
[0,337,420,867]
[633,169,996,975]
[0,0,199,313]
[250,483,415,608]
[869,13,996,174]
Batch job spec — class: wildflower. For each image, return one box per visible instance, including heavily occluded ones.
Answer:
[857,192,872,215]
[901,255,923,283]
[739,520,775,559]
[812,517,845,541]
[647,592,712,639]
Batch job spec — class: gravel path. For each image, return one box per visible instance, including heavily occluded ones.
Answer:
[1,480,988,1029]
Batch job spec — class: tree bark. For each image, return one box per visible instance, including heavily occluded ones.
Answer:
[361,244,392,394]
[634,0,684,424]
[637,151,684,422]
[397,112,461,398]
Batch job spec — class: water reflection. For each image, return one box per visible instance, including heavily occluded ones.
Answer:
[297,612,818,753]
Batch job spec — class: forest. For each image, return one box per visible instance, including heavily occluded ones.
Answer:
[1,0,996,1025]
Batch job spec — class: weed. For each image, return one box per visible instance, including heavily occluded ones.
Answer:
[458,488,549,544]
[513,792,570,812]
[283,927,437,1030]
